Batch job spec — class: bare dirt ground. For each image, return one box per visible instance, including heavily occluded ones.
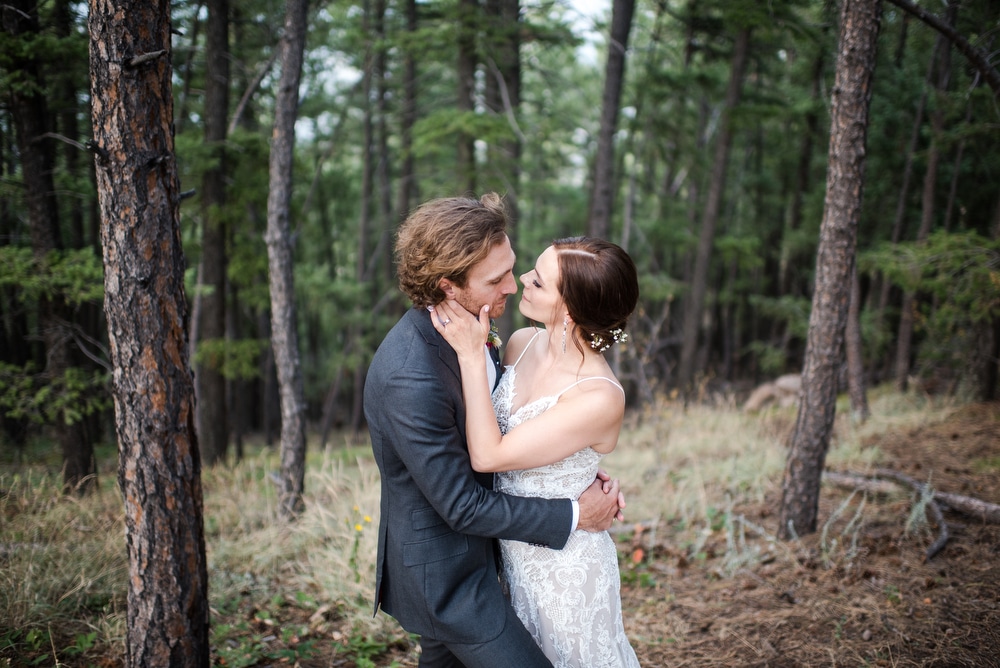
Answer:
[621,400,1000,668]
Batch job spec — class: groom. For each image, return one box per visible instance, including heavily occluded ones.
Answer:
[364,193,624,667]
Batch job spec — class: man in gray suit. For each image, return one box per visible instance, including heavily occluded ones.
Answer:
[364,193,624,667]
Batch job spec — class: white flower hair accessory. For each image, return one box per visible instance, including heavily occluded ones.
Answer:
[589,328,628,353]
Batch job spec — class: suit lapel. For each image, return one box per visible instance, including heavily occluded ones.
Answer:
[410,307,461,383]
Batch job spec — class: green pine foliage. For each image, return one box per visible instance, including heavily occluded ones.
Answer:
[2,0,999,457]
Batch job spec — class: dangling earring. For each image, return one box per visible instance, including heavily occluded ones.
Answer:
[561,317,568,354]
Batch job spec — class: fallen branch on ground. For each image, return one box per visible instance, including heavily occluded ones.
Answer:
[824,468,1000,560]
[874,468,949,560]
[823,469,1000,524]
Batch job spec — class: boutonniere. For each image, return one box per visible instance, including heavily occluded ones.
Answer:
[486,321,502,350]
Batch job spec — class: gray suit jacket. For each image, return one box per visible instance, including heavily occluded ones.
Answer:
[364,307,573,644]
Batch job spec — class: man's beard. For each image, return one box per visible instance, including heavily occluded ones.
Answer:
[455,293,507,319]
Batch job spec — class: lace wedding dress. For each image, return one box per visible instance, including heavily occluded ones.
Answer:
[491,348,641,667]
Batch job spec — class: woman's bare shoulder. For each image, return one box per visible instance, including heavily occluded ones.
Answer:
[501,327,542,364]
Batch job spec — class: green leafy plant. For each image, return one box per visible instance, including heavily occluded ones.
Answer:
[333,632,389,666]
[61,631,97,657]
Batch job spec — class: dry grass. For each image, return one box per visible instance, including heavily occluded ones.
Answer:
[1,388,997,666]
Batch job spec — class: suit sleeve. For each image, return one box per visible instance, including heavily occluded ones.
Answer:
[376,355,573,549]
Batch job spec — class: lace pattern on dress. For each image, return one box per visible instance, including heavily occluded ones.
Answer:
[491,354,640,668]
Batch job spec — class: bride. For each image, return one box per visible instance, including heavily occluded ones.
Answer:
[430,236,641,667]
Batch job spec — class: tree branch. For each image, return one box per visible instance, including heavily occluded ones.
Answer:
[824,469,1000,524]
[824,467,1000,561]
[884,0,1000,97]
[872,468,949,561]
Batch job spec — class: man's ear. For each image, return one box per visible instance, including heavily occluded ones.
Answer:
[438,277,457,299]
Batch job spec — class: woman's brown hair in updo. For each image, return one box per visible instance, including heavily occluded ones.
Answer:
[553,237,639,355]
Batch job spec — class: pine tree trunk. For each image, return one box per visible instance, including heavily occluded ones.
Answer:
[456,0,477,193]
[6,0,96,493]
[778,0,881,540]
[677,27,751,389]
[587,0,636,239]
[266,0,309,521]
[980,194,1000,400]
[196,0,230,465]
[352,0,376,437]
[88,0,210,662]
[778,51,824,300]
[395,0,419,217]
[375,0,394,287]
[894,4,955,391]
[484,0,522,338]
[846,265,870,422]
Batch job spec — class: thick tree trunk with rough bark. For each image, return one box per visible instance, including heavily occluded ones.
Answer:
[266,0,309,521]
[778,0,881,540]
[88,0,210,663]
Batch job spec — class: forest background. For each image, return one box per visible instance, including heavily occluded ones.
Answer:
[2,0,1000,664]
[2,0,999,483]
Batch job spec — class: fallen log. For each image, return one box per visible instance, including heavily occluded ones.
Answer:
[874,469,949,561]
[820,468,1000,560]
[823,470,1000,524]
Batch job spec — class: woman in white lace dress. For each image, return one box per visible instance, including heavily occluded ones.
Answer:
[430,237,640,667]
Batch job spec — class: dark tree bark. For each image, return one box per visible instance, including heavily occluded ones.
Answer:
[88,0,210,662]
[394,0,419,218]
[884,0,1000,97]
[0,118,31,448]
[845,265,870,422]
[375,0,394,287]
[351,0,377,437]
[484,0,521,338]
[942,98,973,232]
[483,0,522,201]
[357,0,375,290]
[53,0,87,249]
[677,27,751,389]
[778,0,881,540]
[779,50,824,300]
[175,1,205,133]
[874,51,930,319]
[981,194,1000,400]
[456,0,478,194]
[196,0,231,465]
[587,0,636,239]
[5,0,95,493]
[894,3,955,391]
[266,0,309,521]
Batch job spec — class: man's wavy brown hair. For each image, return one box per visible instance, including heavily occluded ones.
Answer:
[395,193,510,308]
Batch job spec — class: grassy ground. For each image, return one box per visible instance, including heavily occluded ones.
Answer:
[1,387,998,666]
